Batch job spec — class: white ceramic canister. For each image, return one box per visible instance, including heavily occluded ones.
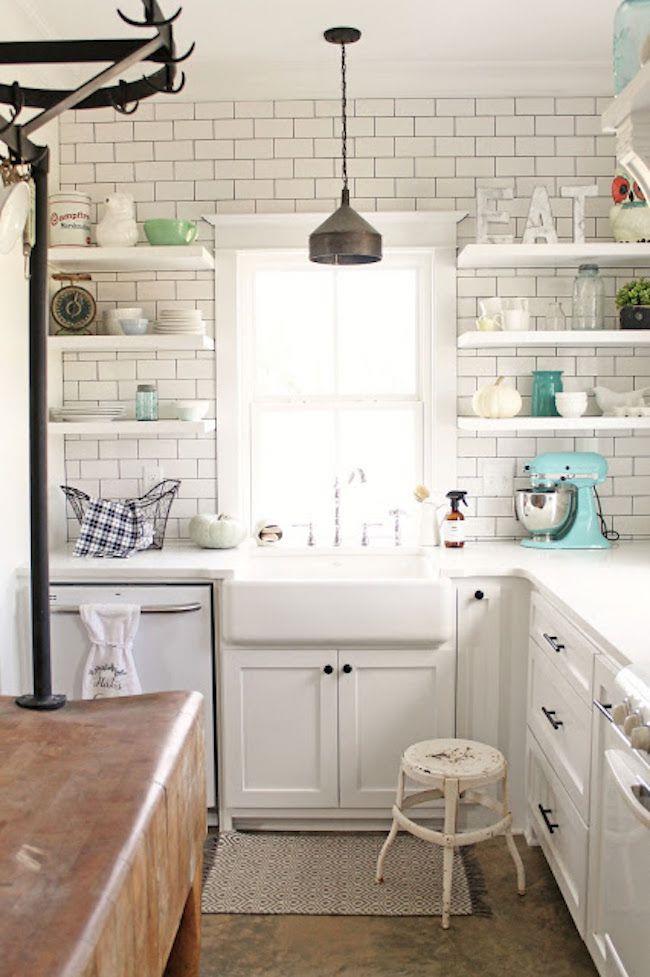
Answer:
[48,191,91,246]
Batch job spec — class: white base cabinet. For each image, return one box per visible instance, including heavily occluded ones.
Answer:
[222,646,455,817]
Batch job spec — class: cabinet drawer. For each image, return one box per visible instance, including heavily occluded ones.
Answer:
[530,592,595,703]
[528,641,592,820]
[527,732,589,937]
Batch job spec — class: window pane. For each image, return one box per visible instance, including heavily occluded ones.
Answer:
[254,269,334,396]
[338,408,420,539]
[336,268,418,396]
[252,408,336,531]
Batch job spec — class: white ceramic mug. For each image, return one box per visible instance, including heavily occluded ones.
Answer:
[501,308,530,330]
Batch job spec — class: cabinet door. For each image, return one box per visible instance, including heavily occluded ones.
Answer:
[456,577,530,830]
[338,647,455,808]
[222,649,338,809]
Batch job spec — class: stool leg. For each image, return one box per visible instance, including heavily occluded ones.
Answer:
[441,777,458,930]
[502,768,526,896]
[375,767,405,883]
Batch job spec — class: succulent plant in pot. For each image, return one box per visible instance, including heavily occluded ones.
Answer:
[616,278,650,329]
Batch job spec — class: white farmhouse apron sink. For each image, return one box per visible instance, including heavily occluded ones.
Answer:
[223,552,454,646]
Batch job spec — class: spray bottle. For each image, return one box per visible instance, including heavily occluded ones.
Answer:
[442,490,469,549]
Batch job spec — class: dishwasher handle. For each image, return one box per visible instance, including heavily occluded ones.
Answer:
[50,602,203,615]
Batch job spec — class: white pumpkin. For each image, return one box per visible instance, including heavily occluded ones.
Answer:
[472,377,522,419]
[189,513,246,549]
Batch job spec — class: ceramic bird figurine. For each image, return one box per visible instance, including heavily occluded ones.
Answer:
[592,385,650,415]
[609,172,650,243]
[96,192,138,248]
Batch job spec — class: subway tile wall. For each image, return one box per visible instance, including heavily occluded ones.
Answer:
[58,95,650,540]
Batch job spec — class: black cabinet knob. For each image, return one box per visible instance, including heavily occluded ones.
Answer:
[343,664,353,674]
[474,590,484,600]
[323,665,333,675]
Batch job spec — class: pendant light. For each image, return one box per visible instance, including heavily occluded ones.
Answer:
[309,27,382,265]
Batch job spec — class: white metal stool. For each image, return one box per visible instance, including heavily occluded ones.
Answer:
[376,738,526,928]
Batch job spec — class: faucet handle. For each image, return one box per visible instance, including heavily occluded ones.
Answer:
[361,522,383,547]
[292,522,315,547]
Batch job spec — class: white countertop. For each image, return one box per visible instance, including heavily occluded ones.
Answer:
[44,539,650,672]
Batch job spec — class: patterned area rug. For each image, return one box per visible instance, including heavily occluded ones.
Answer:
[202,831,490,917]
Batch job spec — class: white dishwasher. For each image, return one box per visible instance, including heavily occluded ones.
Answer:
[49,582,217,808]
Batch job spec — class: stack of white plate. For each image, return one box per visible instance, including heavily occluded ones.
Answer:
[51,405,126,424]
[154,309,205,336]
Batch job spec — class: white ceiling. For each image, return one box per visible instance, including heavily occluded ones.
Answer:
[11,0,621,98]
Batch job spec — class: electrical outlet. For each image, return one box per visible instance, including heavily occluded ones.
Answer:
[482,459,515,497]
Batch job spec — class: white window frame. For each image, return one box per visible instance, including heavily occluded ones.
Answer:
[205,211,464,528]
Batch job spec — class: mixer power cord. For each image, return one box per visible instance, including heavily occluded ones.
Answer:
[594,487,620,543]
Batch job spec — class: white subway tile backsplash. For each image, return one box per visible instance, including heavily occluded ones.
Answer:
[57,94,650,540]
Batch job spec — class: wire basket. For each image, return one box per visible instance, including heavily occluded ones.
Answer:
[61,480,180,551]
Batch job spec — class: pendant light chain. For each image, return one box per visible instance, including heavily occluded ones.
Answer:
[340,42,348,190]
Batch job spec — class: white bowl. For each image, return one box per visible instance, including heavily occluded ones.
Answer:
[175,399,209,421]
[555,392,587,419]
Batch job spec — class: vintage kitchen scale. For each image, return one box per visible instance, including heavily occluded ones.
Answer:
[50,273,97,335]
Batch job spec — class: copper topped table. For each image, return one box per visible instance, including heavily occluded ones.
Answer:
[0,691,206,977]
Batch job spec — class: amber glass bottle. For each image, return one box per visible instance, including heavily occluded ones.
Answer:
[442,490,468,549]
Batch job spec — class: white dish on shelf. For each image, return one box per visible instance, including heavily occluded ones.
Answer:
[555,392,588,419]
[174,399,209,421]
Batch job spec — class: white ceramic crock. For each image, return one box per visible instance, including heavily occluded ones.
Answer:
[48,192,91,246]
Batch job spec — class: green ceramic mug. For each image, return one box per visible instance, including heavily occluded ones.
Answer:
[144,219,197,246]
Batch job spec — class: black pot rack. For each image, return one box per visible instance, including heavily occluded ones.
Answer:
[1,1,194,711]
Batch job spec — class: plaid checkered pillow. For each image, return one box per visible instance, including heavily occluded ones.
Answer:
[75,498,154,558]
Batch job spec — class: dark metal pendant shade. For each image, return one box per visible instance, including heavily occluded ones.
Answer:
[309,187,382,265]
[309,27,382,265]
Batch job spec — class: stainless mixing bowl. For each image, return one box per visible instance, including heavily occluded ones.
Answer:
[515,486,576,539]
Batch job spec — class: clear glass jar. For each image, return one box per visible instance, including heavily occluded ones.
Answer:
[572,264,605,331]
[614,0,650,93]
[545,301,567,331]
[135,383,158,421]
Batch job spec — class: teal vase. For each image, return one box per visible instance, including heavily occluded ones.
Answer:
[531,371,563,417]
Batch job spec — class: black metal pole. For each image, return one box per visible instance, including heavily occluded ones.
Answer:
[16,147,65,711]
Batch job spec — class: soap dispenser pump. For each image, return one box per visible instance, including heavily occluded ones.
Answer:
[442,490,468,549]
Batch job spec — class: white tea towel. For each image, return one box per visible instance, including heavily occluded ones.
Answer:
[80,604,142,699]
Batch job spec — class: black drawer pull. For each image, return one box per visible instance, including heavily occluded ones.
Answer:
[323,665,334,675]
[538,804,559,834]
[543,633,565,653]
[342,664,353,674]
[542,707,563,730]
[474,590,484,600]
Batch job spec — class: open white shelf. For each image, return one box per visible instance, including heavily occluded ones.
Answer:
[457,243,650,269]
[49,334,214,353]
[458,329,650,349]
[458,416,650,433]
[49,245,214,273]
[49,419,216,436]
[603,62,650,131]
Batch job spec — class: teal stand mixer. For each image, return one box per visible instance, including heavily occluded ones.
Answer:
[515,451,611,550]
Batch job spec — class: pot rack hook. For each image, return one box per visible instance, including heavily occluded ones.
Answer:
[117,2,182,28]
[143,64,186,95]
[0,81,24,135]
[109,79,139,115]
[166,40,195,64]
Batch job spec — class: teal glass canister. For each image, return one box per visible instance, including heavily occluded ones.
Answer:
[531,371,564,417]
[614,0,650,93]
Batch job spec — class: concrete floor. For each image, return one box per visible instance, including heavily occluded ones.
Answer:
[200,836,597,977]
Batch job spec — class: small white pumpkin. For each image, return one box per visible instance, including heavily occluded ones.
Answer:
[189,513,246,549]
[472,377,522,419]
